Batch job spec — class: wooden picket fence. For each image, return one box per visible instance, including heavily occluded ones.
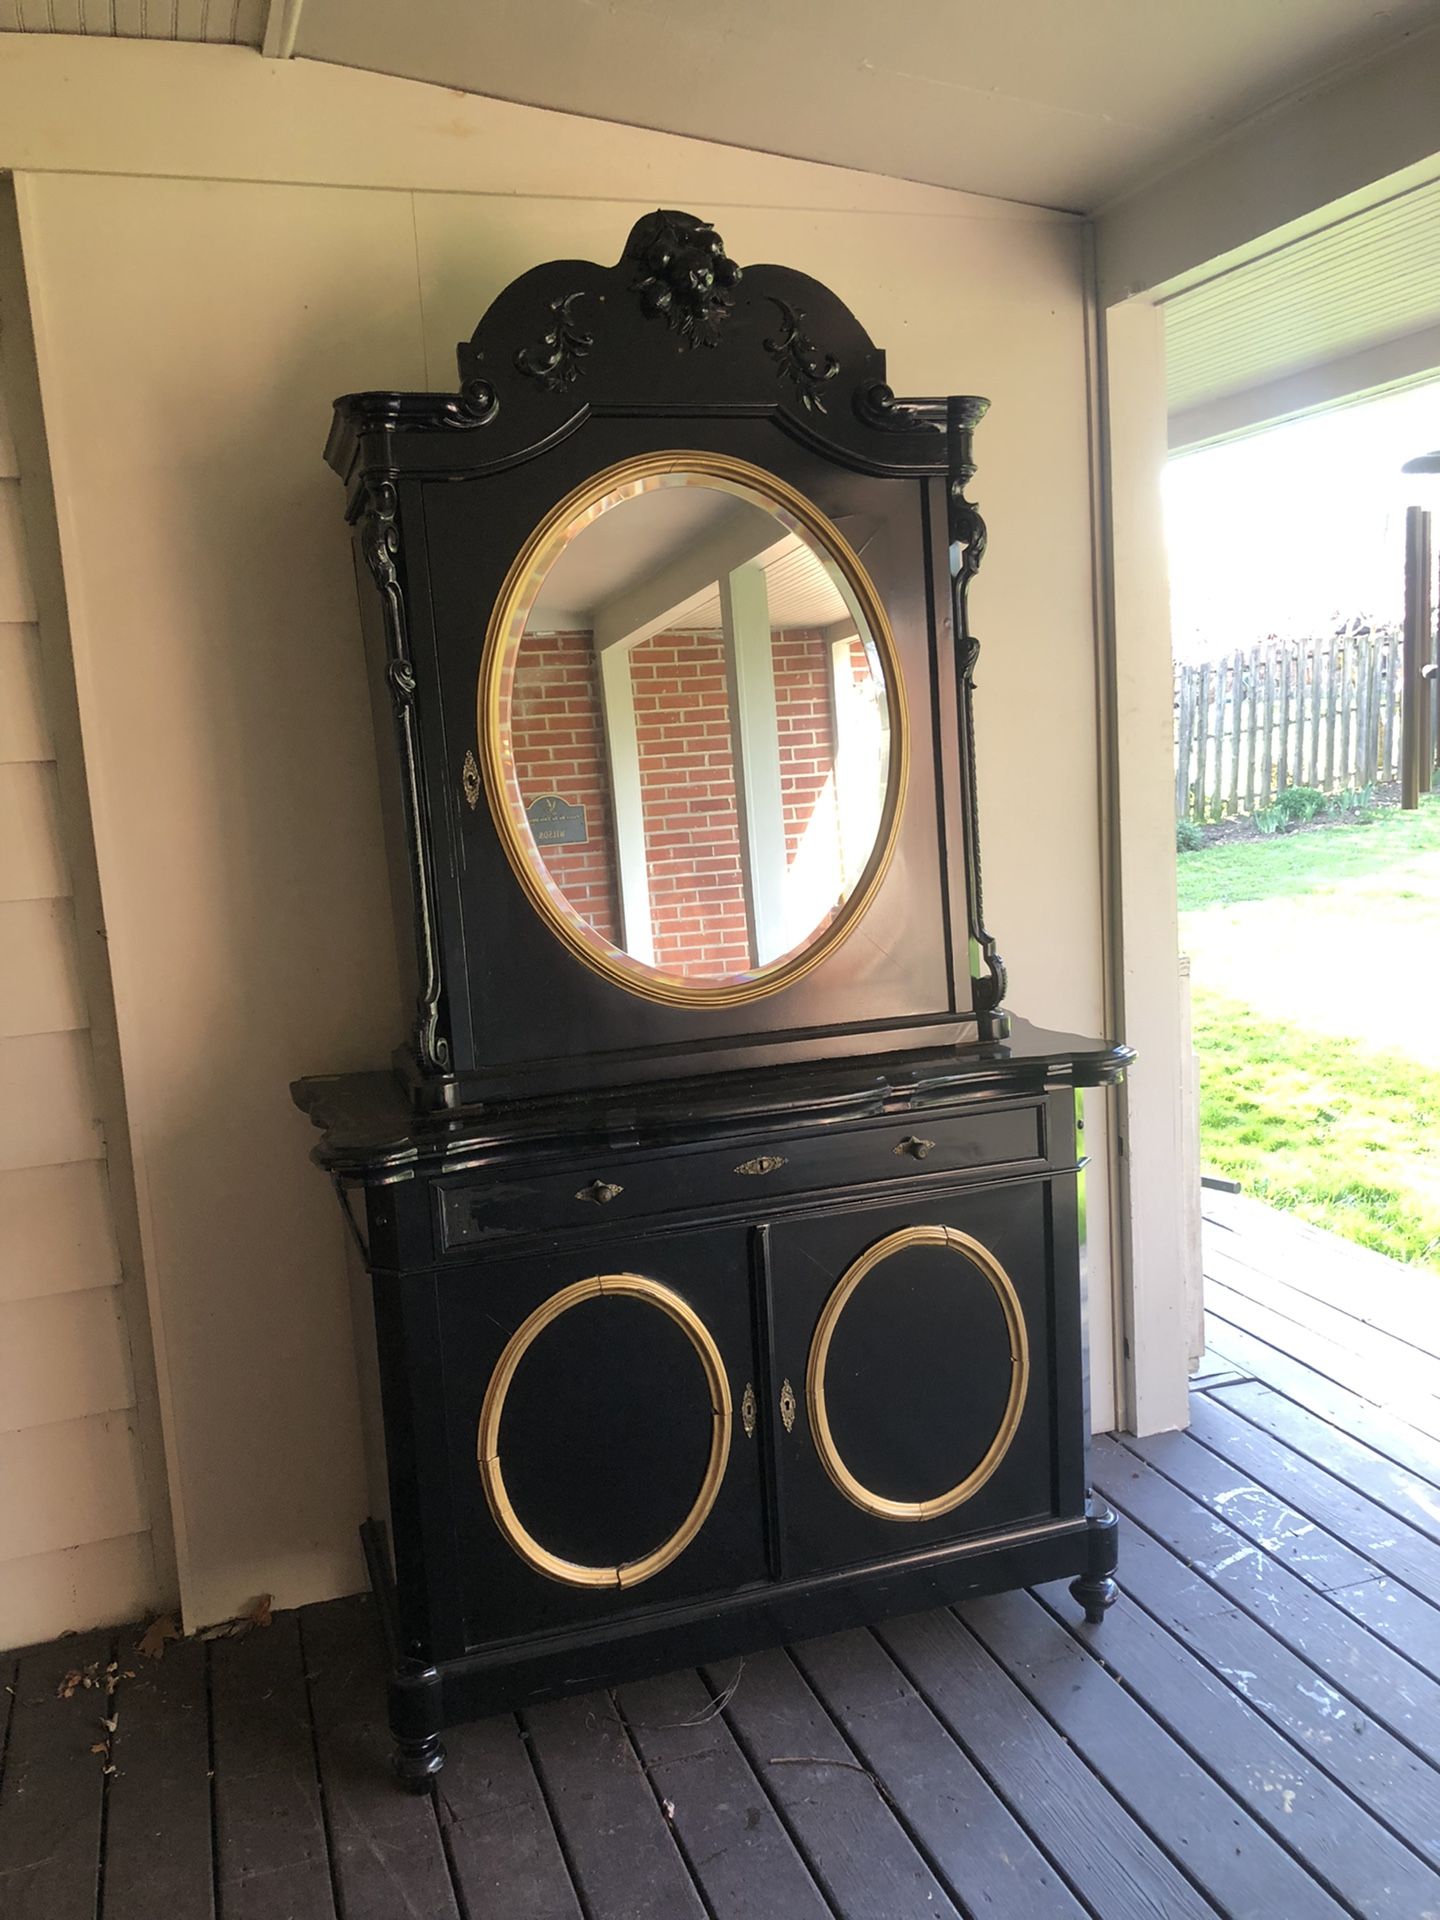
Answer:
[1174,628,1404,823]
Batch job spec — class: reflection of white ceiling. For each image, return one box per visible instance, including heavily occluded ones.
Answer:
[2,0,1431,211]
[529,489,849,634]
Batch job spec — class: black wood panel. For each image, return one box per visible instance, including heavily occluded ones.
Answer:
[209,1614,336,1920]
[438,1712,583,1920]
[617,1667,834,1920]
[877,1609,1216,1920]
[961,1588,1349,1920]
[435,1099,1047,1250]
[1027,1579,1440,1920]
[300,1596,459,1920]
[768,1183,1064,1577]
[522,1691,707,1920]
[1096,1433,1440,1767]
[705,1645,964,1920]
[104,1633,214,1920]
[790,1625,1089,1920]
[439,1222,766,1645]
[0,1630,110,1920]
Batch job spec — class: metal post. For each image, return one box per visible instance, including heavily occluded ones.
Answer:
[1401,504,1433,810]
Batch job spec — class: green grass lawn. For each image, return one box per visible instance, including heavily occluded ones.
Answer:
[1178,796,1440,1269]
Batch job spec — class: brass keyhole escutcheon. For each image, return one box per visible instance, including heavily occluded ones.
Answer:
[741,1383,757,1439]
[780,1378,797,1433]
[576,1179,624,1205]
[894,1135,936,1161]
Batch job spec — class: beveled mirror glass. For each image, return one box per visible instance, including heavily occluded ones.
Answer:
[479,454,905,1005]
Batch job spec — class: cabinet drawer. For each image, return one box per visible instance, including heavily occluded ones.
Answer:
[437,1101,1047,1251]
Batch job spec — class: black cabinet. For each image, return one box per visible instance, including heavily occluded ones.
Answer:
[437,1223,767,1643]
[767,1178,1073,1579]
[297,208,1130,1787]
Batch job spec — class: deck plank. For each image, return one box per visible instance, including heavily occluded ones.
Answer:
[1127,1422,1440,1683]
[877,1607,1216,1920]
[210,1612,337,1920]
[1085,1479,1440,1870]
[1207,1278,1440,1445]
[301,1595,460,1920]
[523,1690,707,1920]
[439,1712,583,1920]
[1210,1379,1440,1542]
[103,1632,214,1920]
[963,1585,1349,1920]
[791,1625,1089,1920]
[1028,1580,1440,1920]
[1207,1251,1440,1393]
[618,1665,834,1920]
[1097,1434,1440,1766]
[1187,1392,1440,1597]
[1203,1193,1440,1359]
[0,1630,110,1920]
[707,1644,965,1920]
[1200,1312,1440,1490]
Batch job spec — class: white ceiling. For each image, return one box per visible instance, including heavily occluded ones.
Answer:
[1164,176,1440,433]
[2,0,1436,211]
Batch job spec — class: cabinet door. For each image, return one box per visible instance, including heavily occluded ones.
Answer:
[438,1224,767,1647]
[767,1180,1080,1579]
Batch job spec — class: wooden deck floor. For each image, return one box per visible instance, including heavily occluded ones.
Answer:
[3,1191,1439,1920]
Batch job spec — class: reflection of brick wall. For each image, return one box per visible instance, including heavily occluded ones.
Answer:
[509,631,621,942]
[631,633,750,972]
[511,626,843,974]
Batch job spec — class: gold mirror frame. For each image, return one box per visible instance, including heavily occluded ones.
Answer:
[477,1273,733,1589]
[805,1225,1029,1521]
[476,452,909,1008]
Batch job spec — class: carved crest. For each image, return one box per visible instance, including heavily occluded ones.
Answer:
[625,209,742,348]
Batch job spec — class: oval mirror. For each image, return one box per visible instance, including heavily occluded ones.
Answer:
[479,454,905,1006]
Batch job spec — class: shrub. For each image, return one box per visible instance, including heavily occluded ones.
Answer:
[1176,818,1205,852]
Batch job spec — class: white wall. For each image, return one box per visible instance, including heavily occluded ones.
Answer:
[0,37,1121,1628]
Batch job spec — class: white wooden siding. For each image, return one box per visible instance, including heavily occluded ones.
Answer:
[0,376,157,1648]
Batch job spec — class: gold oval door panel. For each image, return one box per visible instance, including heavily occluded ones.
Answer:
[806,1225,1030,1521]
[477,1273,733,1589]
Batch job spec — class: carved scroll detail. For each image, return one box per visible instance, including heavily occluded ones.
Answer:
[358,479,451,1072]
[946,396,1008,1016]
[514,292,594,393]
[764,298,840,413]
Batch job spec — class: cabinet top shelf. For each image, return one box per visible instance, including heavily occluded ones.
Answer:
[292,1017,1131,1183]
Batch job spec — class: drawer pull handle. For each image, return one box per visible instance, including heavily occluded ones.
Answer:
[736,1154,787,1177]
[780,1378,797,1433]
[741,1383,757,1438]
[576,1179,624,1205]
[895,1135,936,1161]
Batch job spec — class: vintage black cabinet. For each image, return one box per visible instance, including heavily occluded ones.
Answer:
[296,210,1129,1787]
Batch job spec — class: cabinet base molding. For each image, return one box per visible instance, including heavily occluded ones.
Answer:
[362,1503,1114,1782]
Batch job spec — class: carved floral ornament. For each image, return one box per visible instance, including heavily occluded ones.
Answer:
[502,210,846,401]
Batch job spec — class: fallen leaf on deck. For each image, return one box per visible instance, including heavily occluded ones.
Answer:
[137,1615,181,1662]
